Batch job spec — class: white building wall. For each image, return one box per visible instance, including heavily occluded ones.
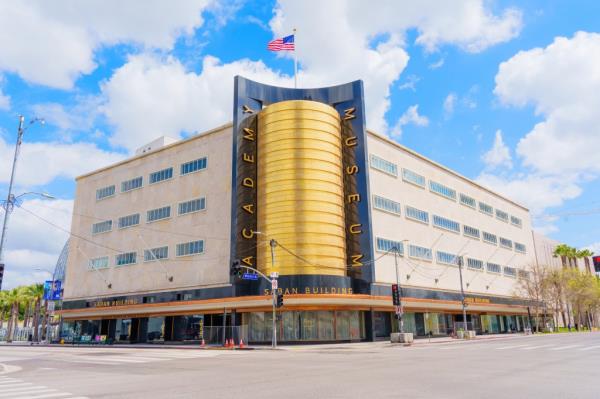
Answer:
[367,132,536,299]
[64,125,233,300]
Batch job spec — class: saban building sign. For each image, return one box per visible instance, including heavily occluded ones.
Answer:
[230,77,375,296]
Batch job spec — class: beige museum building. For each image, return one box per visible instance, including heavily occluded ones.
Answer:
[59,122,555,343]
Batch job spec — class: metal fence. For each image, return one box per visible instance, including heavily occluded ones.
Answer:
[203,325,249,346]
[0,325,60,343]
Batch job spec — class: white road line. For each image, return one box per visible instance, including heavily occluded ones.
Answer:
[578,345,600,351]
[65,359,119,366]
[520,344,555,350]
[13,393,72,399]
[0,388,54,397]
[439,346,460,350]
[495,344,529,350]
[549,344,582,351]
[0,382,33,389]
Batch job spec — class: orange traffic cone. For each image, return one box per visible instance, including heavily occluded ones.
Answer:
[239,338,245,349]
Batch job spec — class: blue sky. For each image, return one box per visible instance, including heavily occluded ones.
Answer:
[1,0,599,288]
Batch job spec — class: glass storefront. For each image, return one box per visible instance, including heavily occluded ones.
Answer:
[146,316,165,343]
[172,315,204,341]
[245,310,365,343]
[114,319,132,342]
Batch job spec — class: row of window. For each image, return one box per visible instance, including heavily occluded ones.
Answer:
[372,195,527,254]
[95,157,208,201]
[89,240,205,269]
[369,154,523,229]
[91,197,206,235]
[375,237,526,278]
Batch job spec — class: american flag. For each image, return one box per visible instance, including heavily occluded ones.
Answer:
[267,34,295,51]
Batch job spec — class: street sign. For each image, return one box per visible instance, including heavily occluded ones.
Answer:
[271,279,278,290]
[395,305,403,315]
[242,273,258,281]
[270,272,279,279]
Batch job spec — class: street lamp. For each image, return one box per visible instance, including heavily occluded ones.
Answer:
[0,116,47,288]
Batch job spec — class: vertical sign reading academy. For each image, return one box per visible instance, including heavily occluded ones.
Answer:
[230,76,375,295]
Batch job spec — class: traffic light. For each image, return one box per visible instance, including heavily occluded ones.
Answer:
[0,263,4,290]
[230,260,242,277]
[276,293,284,308]
[391,283,400,306]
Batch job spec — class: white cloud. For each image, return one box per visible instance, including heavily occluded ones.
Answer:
[429,58,445,69]
[270,0,522,135]
[0,137,124,187]
[482,31,600,232]
[390,104,429,138]
[584,242,600,255]
[398,75,420,91]
[482,130,512,169]
[443,93,457,116]
[0,198,72,289]
[0,1,212,89]
[100,53,292,151]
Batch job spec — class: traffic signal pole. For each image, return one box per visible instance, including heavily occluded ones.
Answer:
[393,247,404,334]
[270,239,277,349]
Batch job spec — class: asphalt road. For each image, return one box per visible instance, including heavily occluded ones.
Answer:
[0,333,599,399]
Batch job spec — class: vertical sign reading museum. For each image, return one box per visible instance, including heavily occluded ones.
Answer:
[230,76,375,295]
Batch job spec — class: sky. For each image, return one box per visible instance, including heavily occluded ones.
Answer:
[1,0,600,289]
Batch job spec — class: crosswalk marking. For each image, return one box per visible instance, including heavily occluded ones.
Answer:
[578,345,600,351]
[549,344,582,351]
[520,344,554,350]
[0,377,87,399]
[495,344,529,350]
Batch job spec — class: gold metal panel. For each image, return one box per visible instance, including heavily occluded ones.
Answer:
[257,100,346,276]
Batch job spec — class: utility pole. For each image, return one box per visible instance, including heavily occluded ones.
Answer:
[270,239,278,349]
[458,257,468,332]
[0,116,45,290]
[393,246,404,334]
[0,116,25,269]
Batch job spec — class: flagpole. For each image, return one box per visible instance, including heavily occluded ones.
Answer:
[293,28,297,88]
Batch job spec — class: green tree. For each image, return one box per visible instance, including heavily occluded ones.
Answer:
[0,290,9,330]
[4,287,21,342]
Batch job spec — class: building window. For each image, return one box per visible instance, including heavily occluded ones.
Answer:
[405,206,429,224]
[369,154,398,177]
[376,237,404,254]
[495,209,509,222]
[429,181,456,201]
[147,206,171,222]
[176,240,204,257]
[181,157,207,175]
[116,252,137,266]
[503,266,517,277]
[459,193,476,209]
[401,168,425,187]
[178,197,206,215]
[409,244,432,261]
[467,258,483,270]
[482,231,497,245]
[463,225,480,239]
[436,251,459,265]
[486,262,502,274]
[432,215,460,233]
[373,195,401,215]
[515,242,526,253]
[96,185,115,201]
[92,220,112,234]
[518,270,530,279]
[118,213,140,229]
[121,176,143,192]
[89,256,109,270]
[510,216,522,228]
[144,246,169,262]
[478,201,493,216]
[149,167,173,184]
[499,237,513,249]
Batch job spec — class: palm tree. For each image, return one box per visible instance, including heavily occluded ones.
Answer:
[553,244,572,268]
[4,287,21,342]
[26,284,44,342]
[0,290,9,330]
[577,249,594,273]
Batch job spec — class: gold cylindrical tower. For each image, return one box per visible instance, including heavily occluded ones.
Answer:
[257,100,346,276]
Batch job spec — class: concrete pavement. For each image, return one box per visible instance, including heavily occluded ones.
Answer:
[0,332,598,398]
